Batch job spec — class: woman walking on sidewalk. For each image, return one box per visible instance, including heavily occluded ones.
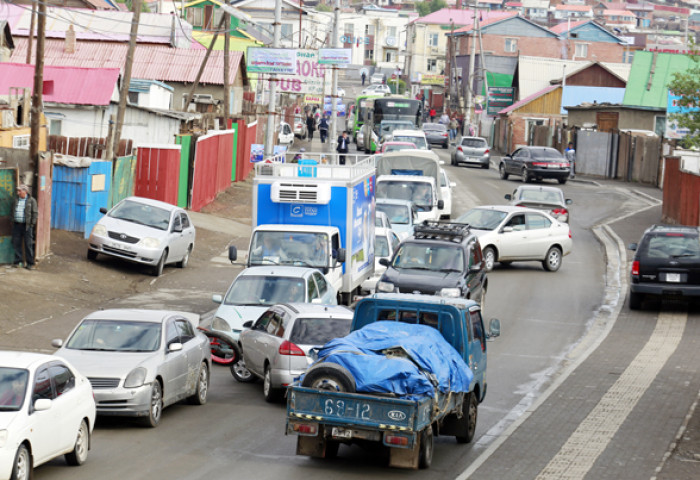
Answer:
[306,113,316,141]
[319,116,329,143]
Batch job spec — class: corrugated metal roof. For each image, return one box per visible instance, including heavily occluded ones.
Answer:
[603,10,635,16]
[9,38,244,86]
[517,56,631,99]
[555,5,592,11]
[550,19,588,34]
[452,13,519,34]
[622,51,694,109]
[412,8,478,26]
[7,4,191,47]
[499,84,559,115]
[0,62,119,105]
[561,86,625,114]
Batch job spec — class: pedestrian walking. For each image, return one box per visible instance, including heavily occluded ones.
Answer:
[565,142,576,179]
[12,184,38,270]
[319,116,329,143]
[429,108,436,122]
[336,130,350,165]
[439,112,449,125]
[306,113,315,141]
[449,116,458,141]
[360,67,368,86]
[361,72,366,86]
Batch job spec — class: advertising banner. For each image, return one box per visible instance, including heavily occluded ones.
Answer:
[351,177,375,281]
[267,50,329,96]
[666,92,698,139]
[487,86,516,115]
[249,144,264,163]
[319,48,353,65]
[420,74,445,85]
[247,47,297,74]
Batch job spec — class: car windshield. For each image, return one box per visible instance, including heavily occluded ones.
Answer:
[393,244,464,272]
[224,276,307,306]
[0,368,29,411]
[457,208,508,230]
[377,180,433,210]
[462,138,487,148]
[384,143,416,153]
[289,317,351,346]
[393,136,427,149]
[641,233,700,259]
[66,319,162,352]
[376,236,390,257]
[249,231,328,268]
[109,200,171,231]
[380,121,414,136]
[519,190,563,203]
[377,204,410,225]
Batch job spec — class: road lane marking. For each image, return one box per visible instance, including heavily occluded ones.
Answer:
[535,310,687,480]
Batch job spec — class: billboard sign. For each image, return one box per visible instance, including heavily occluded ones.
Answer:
[267,50,329,96]
[487,86,516,115]
[246,47,297,74]
[318,48,352,65]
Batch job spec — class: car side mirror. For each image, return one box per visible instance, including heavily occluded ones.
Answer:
[437,200,444,210]
[628,243,638,251]
[450,182,456,188]
[243,320,254,329]
[336,248,346,263]
[172,224,182,233]
[168,342,183,353]
[99,207,108,214]
[51,339,63,348]
[504,194,512,201]
[469,264,482,274]
[565,199,573,205]
[34,398,52,412]
[212,294,223,304]
[502,226,513,233]
[379,257,390,267]
[228,245,238,262]
[487,318,501,339]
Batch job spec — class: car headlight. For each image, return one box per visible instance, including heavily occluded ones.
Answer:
[124,367,147,388]
[91,224,107,237]
[138,237,161,248]
[212,316,231,332]
[440,287,461,298]
[0,429,7,448]
[376,281,395,293]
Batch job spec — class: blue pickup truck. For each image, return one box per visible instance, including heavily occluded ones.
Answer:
[285,293,500,469]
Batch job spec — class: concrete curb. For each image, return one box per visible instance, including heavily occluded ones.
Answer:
[456,217,628,479]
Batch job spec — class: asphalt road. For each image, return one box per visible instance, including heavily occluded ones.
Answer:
[24,138,662,479]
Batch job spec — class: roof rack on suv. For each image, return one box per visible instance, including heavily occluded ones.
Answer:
[413,221,471,243]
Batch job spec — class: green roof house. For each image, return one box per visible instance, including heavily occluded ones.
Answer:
[622,51,695,109]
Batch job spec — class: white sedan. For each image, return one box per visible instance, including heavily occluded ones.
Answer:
[456,205,572,272]
[0,351,96,480]
[440,168,456,219]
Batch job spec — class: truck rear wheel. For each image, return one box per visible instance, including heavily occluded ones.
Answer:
[302,363,356,393]
[456,393,478,444]
[418,425,434,469]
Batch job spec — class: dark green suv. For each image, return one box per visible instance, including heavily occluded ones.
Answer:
[628,224,700,309]
[376,221,488,309]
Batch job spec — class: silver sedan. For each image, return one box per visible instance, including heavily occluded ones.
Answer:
[52,309,211,427]
[451,136,491,168]
[87,196,196,276]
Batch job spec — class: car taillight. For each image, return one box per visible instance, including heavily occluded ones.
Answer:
[292,423,318,435]
[457,146,463,152]
[442,132,448,137]
[385,434,410,446]
[532,162,549,167]
[279,340,305,356]
[484,149,490,154]
[552,208,568,216]
[631,260,640,276]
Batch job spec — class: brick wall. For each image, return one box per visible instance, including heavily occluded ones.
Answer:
[459,35,624,62]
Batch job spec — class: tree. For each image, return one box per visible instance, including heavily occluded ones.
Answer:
[416,0,448,17]
[667,55,700,148]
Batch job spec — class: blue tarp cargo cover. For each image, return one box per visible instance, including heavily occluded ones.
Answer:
[307,322,473,400]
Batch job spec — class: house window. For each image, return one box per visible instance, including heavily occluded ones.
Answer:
[429,33,439,47]
[388,26,397,38]
[49,119,62,136]
[344,23,354,36]
[575,43,588,58]
[427,59,437,72]
[655,116,666,137]
[365,25,375,36]
[13,134,30,149]
[186,8,203,27]
[364,48,374,61]
[281,24,293,40]
[623,49,635,64]
[128,91,139,105]
[505,38,518,53]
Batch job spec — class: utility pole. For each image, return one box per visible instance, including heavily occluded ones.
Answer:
[405,23,413,96]
[330,0,340,151]
[26,1,36,64]
[477,13,487,133]
[110,0,142,161]
[464,3,477,135]
[224,11,231,126]
[183,14,228,114]
[264,0,282,157]
[29,0,46,189]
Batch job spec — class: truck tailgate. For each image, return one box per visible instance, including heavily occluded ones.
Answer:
[288,386,432,432]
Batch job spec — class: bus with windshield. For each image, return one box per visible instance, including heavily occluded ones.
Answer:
[349,94,382,145]
[359,97,423,153]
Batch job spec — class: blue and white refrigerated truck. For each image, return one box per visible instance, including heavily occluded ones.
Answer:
[233,161,376,305]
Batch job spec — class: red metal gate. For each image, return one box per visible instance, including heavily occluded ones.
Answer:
[135,146,181,206]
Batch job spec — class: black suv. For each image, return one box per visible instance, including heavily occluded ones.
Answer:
[628,224,700,309]
[376,221,487,307]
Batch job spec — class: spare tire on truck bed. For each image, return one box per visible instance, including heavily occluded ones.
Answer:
[301,363,356,393]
